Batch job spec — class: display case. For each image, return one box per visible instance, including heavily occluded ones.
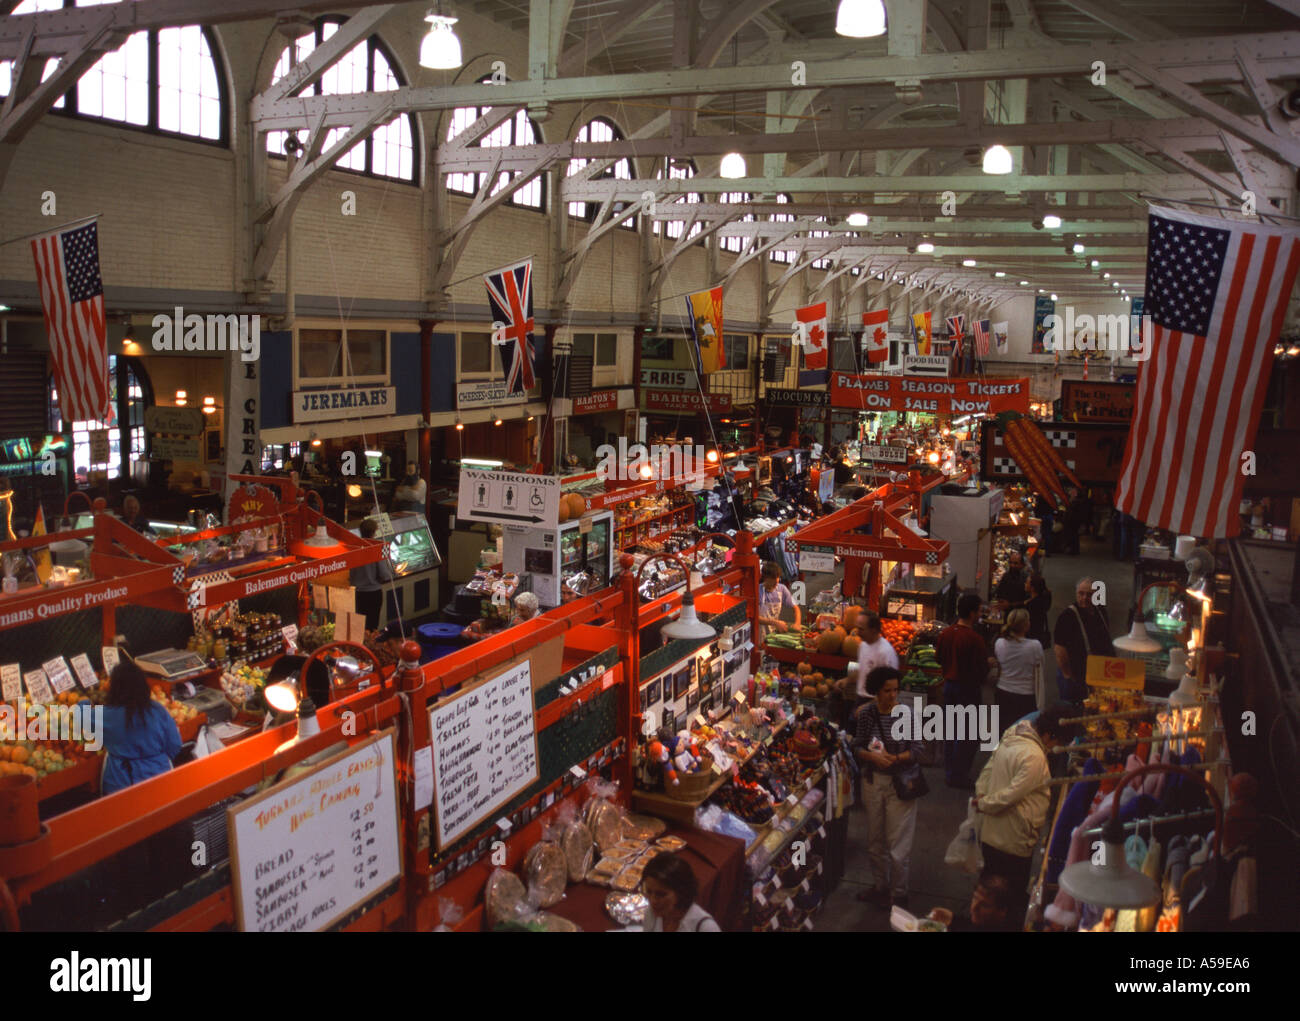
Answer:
[882,572,957,624]
[929,485,1003,601]
[348,512,443,626]
[502,511,614,608]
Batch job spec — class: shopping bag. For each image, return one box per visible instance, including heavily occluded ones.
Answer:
[1033,657,1046,713]
[944,801,984,875]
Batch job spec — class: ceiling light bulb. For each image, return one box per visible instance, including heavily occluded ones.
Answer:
[420,13,462,70]
[994,271,1006,277]
[719,152,746,179]
[455,418,464,431]
[916,241,935,253]
[835,0,887,38]
[982,144,1013,175]
[1073,242,1085,254]
[1019,280,1028,286]
[1103,272,1110,279]
[1050,293,1058,300]
[1090,259,1099,268]
[1041,214,1062,229]
[962,259,976,267]
[847,212,870,227]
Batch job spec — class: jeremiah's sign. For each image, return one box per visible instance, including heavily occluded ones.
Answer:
[294,386,396,423]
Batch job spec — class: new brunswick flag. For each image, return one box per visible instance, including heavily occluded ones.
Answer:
[686,286,726,374]
[911,311,933,355]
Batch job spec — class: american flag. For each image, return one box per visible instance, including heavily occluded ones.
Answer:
[484,258,537,394]
[974,319,991,357]
[31,220,108,424]
[1115,205,1300,538]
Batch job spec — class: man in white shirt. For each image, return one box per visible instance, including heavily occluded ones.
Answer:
[855,613,900,699]
[392,461,427,513]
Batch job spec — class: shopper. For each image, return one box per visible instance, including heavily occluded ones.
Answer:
[1061,486,1092,555]
[640,853,721,932]
[1024,573,1051,650]
[1053,577,1114,703]
[927,872,1016,932]
[974,705,1077,927]
[351,518,398,630]
[994,550,1029,611]
[994,609,1040,725]
[392,461,427,513]
[935,592,990,789]
[757,561,801,638]
[851,666,923,908]
[85,661,182,796]
[1034,493,1055,555]
[120,494,148,532]
[853,612,900,703]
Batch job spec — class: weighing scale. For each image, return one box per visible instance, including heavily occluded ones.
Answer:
[135,648,211,681]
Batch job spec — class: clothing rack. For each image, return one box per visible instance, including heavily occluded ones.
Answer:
[1040,759,1231,786]
[1047,729,1215,755]
[1077,807,1217,840]
[1059,706,1162,725]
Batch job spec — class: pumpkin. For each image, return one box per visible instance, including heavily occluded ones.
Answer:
[567,493,587,519]
[817,683,830,698]
[842,606,861,632]
[796,661,813,676]
[816,630,843,655]
[841,635,862,661]
[832,625,847,639]
[558,499,571,523]
[810,672,824,685]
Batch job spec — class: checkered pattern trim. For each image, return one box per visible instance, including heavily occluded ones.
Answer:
[923,550,939,564]
[993,456,1020,475]
[1043,429,1077,447]
[172,564,187,586]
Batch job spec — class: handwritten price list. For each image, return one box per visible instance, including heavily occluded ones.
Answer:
[430,660,538,849]
[229,731,401,932]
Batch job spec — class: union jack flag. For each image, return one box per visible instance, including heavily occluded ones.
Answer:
[484,259,537,394]
[946,315,965,356]
[974,319,991,357]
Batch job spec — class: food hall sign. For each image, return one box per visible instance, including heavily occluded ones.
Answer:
[294,387,396,423]
[830,374,1030,415]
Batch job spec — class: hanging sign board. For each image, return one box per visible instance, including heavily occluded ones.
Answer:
[831,374,1031,415]
[860,445,909,464]
[456,381,528,409]
[228,729,402,932]
[1060,380,1135,422]
[766,388,829,408]
[458,469,560,528]
[294,386,396,424]
[88,430,110,464]
[903,355,950,377]
[1085,655,1146,690]
[144,406,205,435]
[151,435,202,461]
[429,659,540,850]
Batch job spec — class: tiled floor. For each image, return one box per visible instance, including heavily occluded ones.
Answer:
[813,533,1136,931]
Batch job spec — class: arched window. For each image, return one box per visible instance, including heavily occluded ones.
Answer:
[0,0,225,142]
[719,192,752,254]
[652,159,702,241]
[445,77,546,209]
[50,355,150,483]
[808,219,833,270]
[770,193,797,264]
[266,18,416,182]
[566,117,634,227]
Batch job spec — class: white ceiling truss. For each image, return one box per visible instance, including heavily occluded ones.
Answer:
[2,0,1299,320]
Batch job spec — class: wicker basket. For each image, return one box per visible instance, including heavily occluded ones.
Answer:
[664,754,715,801]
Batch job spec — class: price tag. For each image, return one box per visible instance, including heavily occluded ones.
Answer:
[802,918,814,931]
[413,745,434,811]
[733,691,746,705]
[786,793,798,806]
[1,663,21,702]
[42,657,76,695]
[768,916,779,930]
[101,646,119,673]
[312,584,330,610]
[70,653,99,690]
[568,765,587,781]
[24,668,54,704]
[694,714,707,729]
[579,516,593,535]
[495,817,513,835]
[281,624,299,650]
[816,862,823,875]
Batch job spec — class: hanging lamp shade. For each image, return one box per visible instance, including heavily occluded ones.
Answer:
[719,152,747,179]
[420,14,462,70]
[836,0,888,37]
[1167,671,1199,708]
[661,592,717,642]
[982,144,1014,175]
[1059,818,1161,909]
[1114,617,1162,654]
[1164,647,1189,680]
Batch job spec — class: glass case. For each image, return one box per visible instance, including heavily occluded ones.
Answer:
[502,511,614,607]
[350,512,441,577]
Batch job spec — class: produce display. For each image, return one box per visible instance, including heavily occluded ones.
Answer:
[151,688,200,727]
[901,643,943,691]
[220,662,269,708]
[764,605,914,659]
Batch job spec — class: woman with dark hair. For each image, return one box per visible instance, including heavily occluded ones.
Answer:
[640,853,720,932]
[91,661,182,795]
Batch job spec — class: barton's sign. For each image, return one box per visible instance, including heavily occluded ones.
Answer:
[643,390,731,414]
[765,388,828,408]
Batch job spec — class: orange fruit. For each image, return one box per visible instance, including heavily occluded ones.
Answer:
[9,746,28,765]
[20,766,35,778]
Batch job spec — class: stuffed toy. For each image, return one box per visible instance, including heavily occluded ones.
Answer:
[647,734,677,786]
[671,732,702,776]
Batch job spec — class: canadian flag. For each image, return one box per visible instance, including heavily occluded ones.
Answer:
[797,301,829,370]
[862,307,890,364]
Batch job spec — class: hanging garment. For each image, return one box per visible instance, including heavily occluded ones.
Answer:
[1156,834,1190,932]
[1044,793,1158,929]
[1046,758,1106,885]
[1115,825,1163,932]
[1229,855,1257,925]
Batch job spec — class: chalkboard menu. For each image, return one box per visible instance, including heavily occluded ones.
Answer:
[430,659,540,850]
[228,730,402,932]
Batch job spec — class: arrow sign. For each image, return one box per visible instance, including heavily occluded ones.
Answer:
[458,469,560,529]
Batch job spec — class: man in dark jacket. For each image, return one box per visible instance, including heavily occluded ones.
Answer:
[1061,487,1092,555]
[1053,576,1114,703]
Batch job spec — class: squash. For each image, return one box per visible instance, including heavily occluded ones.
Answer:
[832,625,847,640]
[567,493,588,519]
[841,635,862,662]
[817,683,830,698]
[558,499,571,524]
[842,606,861,632]
[796,661,813,676]
[816,630,843,655]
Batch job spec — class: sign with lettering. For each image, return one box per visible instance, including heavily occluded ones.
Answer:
[1085,655,1145,690]
[456,380,529,409]
[904,354,950,377]
[294,386,396,424]
[765,388,829,408]
[1060,380,1135,422]
[228,483,280,524]
[23,668,53,704]
[151,435,202,461]
[572,390,620,415]
[860,444,909,464]
[226,355,260,491]
[144,406,205,435]
[458,469,560,528]
[228,730,401,932]
[88,429,110,464]
[830,373,1030,415]
[639,368,697,390]
[41,656,77,695]
[0,663,21,702]
[800,550,836,573]
[70,653,99,689]
[429,659,539,850]
[643,389,732,414]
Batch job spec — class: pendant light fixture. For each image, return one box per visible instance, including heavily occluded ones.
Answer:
[847,212,870,227]
[720,40,746,179]
[1041,214,1062,229]
[420,8,462,70]
[836,0,888,38]
[982,144,1013,175]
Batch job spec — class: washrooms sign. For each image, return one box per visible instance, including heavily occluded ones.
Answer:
[458,469,560,528]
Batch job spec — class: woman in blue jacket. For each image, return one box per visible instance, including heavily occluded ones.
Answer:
[92,661,182,795]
